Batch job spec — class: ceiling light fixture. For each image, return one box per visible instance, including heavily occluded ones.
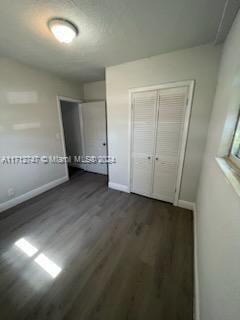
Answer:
[48,18,78,44]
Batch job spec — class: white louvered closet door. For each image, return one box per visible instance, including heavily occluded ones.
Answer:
[131,90,157,196]
[152,86,189,202]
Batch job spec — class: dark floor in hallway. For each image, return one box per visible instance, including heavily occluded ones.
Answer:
[0,172,193,320]
[68,166,83,178]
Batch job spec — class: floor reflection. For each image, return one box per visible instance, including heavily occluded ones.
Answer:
[14,238,62,279]
[34,253,62,278]
[14,238,38,257]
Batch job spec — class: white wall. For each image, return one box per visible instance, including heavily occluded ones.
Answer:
[61,101,82,164]
[0,57,82,209]
[83,80,106,101]
[106,44,221,202]
[196,12,240,320]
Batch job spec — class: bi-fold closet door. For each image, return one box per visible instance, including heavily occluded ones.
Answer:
[131,85,189,203]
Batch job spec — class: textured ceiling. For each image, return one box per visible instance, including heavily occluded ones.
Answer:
[0,0,232,82]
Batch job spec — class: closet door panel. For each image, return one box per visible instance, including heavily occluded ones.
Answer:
[153,87,188,202]
[131,90,157,196]
[131,155,153,196]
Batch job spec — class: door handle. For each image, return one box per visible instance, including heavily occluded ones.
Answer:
[155,157,159,160]
[147,156,151,160]
[102,142,106,146]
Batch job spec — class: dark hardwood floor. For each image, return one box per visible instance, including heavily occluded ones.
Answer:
[0,171,193,320]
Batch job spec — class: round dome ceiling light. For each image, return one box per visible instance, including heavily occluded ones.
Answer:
[48,18,78,44]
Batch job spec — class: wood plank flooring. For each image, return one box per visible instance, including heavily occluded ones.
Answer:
[0,171,193,320]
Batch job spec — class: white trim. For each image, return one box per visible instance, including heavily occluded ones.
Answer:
[127,91,133,192]
[78,103,87,171]
[129,80,195,93]
[56,96,69,179]
[177,199,195,211]
[57,96,83,104]
[128,80,195,206]
[193,203,200,320]
[0,176,68,213]
[229,154,240,169]
[174,81,195,205]
[108,182,130,193]
[216,157,240,198]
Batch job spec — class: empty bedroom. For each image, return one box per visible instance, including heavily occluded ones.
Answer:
[0,1,239,320]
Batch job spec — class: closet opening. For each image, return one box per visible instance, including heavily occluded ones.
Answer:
[129,81,194,206]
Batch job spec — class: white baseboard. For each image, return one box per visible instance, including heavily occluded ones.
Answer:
[177,199,195,210]
[0,176,69,213]
[193,203,200,320]
[108,182,130,193]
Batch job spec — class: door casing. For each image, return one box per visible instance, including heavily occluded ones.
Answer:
[128,80,195,206]
[57,97,108,178]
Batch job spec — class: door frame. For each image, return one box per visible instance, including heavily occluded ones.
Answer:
[56,96,83,180]
[128,80,195,206]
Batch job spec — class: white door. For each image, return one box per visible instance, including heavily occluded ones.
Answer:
[81,101,107,175]
[152,86,189,202]
[131,90,158,196]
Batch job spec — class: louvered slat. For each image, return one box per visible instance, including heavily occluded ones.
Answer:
[131,90,157,196]
[152,86,188,202]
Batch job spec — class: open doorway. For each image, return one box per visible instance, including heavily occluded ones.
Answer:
[58,96,108,180]
[58,97,83,179]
